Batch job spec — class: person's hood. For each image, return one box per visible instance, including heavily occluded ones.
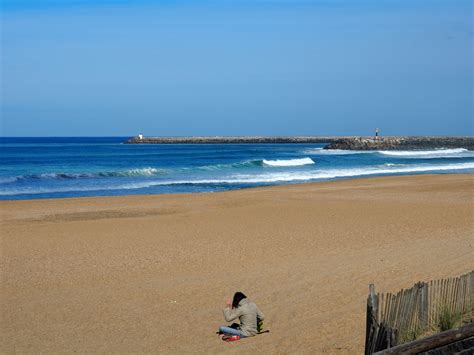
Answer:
[238,298,250,307]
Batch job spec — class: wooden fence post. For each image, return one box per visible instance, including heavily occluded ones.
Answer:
[370,284,378,319]
[365,284,379,355]
[419,282,428,331]
[470,271,474,317]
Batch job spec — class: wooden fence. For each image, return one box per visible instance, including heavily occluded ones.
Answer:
[374,323,474,354]
[365,270,473,354]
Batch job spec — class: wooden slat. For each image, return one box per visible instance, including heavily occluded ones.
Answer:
[396,289,405,332]
[383,292,390,323]
[447,278,453,314]
[432,279,437,327]
[469,272,473,317]
[420,282,428,330]
[449,278,455,314]
[461,274,466,314]
[453,277,460,315]
[428,280,433,328]
[404,287,415,339]
[391,291,400,329]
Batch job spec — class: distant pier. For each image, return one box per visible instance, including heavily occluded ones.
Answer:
[124,136,474,150]
[124,136,340,144]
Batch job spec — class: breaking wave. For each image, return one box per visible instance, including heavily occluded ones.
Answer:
[108,168,167,177]
[3,168,168,183]
[160,162,474,185]
[262,158,315,167]
[0,177,18,184]
[383,163,407,167]
[304,148,368,155]
[304,148,473,158]
[195,158,315,170]
[3,158,317,184]
[377,148,472,158]
[193,160,263,171]
[2,162,472,196]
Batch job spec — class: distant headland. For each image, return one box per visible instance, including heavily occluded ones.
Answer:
[124,135,474,150]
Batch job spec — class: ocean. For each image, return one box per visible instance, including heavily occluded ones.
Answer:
[1,137,473,200]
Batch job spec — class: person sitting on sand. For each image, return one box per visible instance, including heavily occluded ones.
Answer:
[219,292,265,338]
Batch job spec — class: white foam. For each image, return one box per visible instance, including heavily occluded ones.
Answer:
[120,167,165,177]
[378,148,471,158]
[0,181,159,196]
[159,162,474,185]
[0,177,18,184]
[383,163,407,167]
[262,157,315,167]
[305,148,473,158]
[2,162,473,196]
[304,148,369,155]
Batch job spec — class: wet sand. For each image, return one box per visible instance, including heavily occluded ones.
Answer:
[1,174,473,353]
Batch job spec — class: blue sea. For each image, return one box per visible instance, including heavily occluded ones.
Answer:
[1,137,473,200]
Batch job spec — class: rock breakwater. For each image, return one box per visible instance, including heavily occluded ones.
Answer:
[124,136,340,144]
[325,137,474,150]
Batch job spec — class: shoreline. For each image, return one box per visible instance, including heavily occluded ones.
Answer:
[1,173,473,353]
[2,172,473,203]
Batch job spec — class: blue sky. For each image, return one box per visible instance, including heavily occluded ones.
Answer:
[1,0,472,136]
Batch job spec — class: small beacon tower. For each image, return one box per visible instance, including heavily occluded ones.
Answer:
[374,128,379,142]
[138,133,143,140]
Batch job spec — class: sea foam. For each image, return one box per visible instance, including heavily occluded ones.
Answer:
[6,167,168,182]
[5,161,472,196]
[262,157,315,167]
[304,148,368,155]
[304,147,473,158]
[179,162,474,185]
[378,148,471,158]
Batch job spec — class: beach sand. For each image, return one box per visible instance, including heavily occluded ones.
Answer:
[1,174,473,353]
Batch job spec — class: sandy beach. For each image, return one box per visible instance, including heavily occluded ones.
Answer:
[1,174,473,353]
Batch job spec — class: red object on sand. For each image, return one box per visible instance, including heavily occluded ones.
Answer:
[222,335,240,342]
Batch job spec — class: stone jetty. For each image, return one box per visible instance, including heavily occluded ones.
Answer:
[124,136,340,144]
[124,136,474,150]
[325,136,474,150]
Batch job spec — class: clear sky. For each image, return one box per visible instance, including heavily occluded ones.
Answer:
[1,0,472,136]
